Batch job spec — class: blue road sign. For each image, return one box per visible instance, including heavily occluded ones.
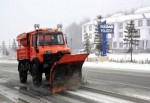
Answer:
[98,21,114,33]
[98,21,114,56]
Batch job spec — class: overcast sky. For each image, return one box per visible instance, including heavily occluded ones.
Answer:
[1,0,150,45]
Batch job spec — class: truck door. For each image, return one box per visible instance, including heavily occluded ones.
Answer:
[30,34,37,60]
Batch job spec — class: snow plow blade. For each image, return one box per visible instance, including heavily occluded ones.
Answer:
[49,53,89,94]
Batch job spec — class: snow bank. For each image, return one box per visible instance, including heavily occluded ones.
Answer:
[108,53,150,62]
[83,62,150,72]
[85,53,150,72]
[88,54,97,58]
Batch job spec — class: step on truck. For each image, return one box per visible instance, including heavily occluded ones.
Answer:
[16,24,88,93]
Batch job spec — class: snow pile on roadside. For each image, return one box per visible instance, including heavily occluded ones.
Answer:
[88,54,97,58]
[108,53,150,61]
[88,53,150,62]
[83,62,150,72]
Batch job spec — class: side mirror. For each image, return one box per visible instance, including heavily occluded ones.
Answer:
[64,34,67,44]
[65,36,67,44]
[35,29,39,53]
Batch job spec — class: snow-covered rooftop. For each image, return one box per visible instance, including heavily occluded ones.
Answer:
[82,21,94,26]
[134,7,150,14]
[111,13,124,17]
[83,7,150,26]
[144,13,150,18]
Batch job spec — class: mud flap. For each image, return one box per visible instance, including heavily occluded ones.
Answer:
[49,53,88,94]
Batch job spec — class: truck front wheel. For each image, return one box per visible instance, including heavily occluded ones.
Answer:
[18,62,27,83]
[32,63,42,87]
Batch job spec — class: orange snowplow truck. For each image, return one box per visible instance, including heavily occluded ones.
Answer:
[17,24,88,93]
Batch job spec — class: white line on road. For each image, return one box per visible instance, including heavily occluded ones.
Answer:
[67,90,134,103]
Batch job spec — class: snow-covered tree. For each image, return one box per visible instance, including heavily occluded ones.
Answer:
[94,15,103,55]
[94,15,110,55]
[12,39,17,51]
[1,41,9,56]
[83,33,91,53]
[124,20,140,62]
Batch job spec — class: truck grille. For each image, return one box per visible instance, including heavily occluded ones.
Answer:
[43,52,70,63]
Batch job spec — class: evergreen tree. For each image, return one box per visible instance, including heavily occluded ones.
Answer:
[83,33,91,53]
[124,20,140,62]
[2,41,5,55]
[12,39,17,51]
[94,15,110,55]
[94,15,103,55]
[2,41,9,56]
[5,49,9,56]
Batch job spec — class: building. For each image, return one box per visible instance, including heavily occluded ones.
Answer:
[82,7,150,53]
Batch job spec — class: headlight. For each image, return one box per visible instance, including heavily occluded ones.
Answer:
[44,50,52,54]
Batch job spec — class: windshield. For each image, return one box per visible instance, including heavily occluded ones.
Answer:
[37,33,64,45]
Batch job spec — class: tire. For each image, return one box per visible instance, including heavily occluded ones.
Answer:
[45,72,49,81]
[18,62,27,83]
[32,63,42,87]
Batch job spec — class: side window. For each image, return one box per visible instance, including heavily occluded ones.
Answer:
[32,35,36,47]
[119,32,123,38]
[89,25,92,31]
[84,26,86,33]
[38,34,44,45]
[147,20,150,26]
[119,23,123,29]
[57,35,63,44]
[26,34,30,45]
[113,42,117,48]
[138,20,143,27]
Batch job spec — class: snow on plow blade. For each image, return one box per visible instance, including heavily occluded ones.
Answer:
[49,53,89,94]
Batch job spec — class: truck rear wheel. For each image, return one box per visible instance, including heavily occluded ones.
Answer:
[32,63,42,87]
[18,62,27,83]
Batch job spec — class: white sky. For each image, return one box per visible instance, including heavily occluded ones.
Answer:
[1,0,150,45]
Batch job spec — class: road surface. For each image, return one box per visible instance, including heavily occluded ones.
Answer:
[0,63,150,103]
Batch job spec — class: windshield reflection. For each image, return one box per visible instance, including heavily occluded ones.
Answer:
[38,33,64,45]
